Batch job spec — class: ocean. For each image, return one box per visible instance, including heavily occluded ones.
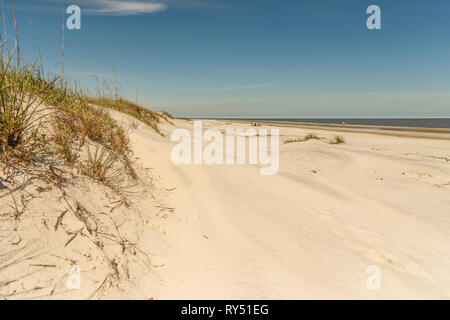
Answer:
[212,118,450,129]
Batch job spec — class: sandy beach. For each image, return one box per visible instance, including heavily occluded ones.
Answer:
[1,108,449,299]
[125,113,450,299]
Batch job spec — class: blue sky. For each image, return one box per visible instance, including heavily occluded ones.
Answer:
[7,0,450,117]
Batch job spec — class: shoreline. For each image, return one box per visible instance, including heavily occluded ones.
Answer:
[210,119,450,140]
[192,118,450,129]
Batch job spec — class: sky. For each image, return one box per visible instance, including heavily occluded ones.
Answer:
[5,0,450,117]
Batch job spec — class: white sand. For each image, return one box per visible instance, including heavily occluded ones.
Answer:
[1,110,449,299]
[144,117,450,299]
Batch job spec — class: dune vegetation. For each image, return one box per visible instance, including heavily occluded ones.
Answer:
[0,18,168,189]
[85,97,172,136]
[283,133,346,145]
[283,133,321,144]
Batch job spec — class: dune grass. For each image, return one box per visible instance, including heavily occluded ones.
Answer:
[0,0,152,190]
[0,46,136,188]
[85,97,172,135]
[330,135,346,144]
[0,57,53,164]
[284,133,321,144]
[284,133,346,145]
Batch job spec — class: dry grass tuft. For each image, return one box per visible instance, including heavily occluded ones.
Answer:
[81,145,121,185]
[330,135,346,144]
